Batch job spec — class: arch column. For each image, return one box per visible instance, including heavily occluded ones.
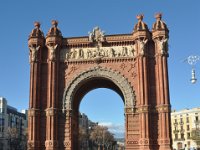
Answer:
[28,22,44,150]
[153,45,172,150]
[45,20,62,150]
[152,13,172,150]
[137,51,151,150]
[28,55,41,150]
[63,110,73,150]
[45,44,60,150]
[134,35,151,150]
[125,107,140,150]
[132,14,152,149]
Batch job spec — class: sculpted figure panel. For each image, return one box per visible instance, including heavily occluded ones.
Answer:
[137,38,148,55]
[60,45,136,61]
[156,37,168,55]
[29,45,40,62]
[47,44,58,61]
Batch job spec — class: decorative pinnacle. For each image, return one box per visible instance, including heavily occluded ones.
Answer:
[52,20,58,27]
[136,14,144,21]
[34,22,40,29]
[155,13,162,21]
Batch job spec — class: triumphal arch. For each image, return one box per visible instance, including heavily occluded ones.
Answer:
[28,13,172,150]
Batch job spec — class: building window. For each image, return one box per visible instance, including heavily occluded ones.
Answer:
[0,118,4,126]
[175,119,177,123]
[180,118,183,123]
[181,126,184,130]
[187,125,190,131]
[186,117,189,123]
[175,126,178,131]
[187,132,190,139]
[181,133,184,139]
[177,142,183,149]
[0,108,5,113]
[196,124,199,129]
[188,141,190,147]
[175,134,178,139]
[0,127,4,133]
[196,116,199,121]
[0,142,3,150]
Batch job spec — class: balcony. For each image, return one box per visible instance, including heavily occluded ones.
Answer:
[180,129,185,133]
[179,121,184,125]
[194,120,200,124]
[173,130,179,134]
[173,122,178,126]
[174,138,185,141]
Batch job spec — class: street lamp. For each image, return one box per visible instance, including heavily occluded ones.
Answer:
[191,68,197,84]
[185,55,200,84]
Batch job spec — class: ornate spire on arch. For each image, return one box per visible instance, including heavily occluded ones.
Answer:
[46,20,62,47]
[152,13,169,56]
[152,13,169,31]
[133,14,149,32]
[28,21,44,59]
[46,20,62,37]
[29,22,44,39]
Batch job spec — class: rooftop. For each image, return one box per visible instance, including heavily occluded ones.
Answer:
[171,107,200,115]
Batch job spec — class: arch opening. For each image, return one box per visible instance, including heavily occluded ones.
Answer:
[73,77,125,111]
[72,78,125,150]
[79,88,125,149]
[62,67,136,150]
[63,66,136,112]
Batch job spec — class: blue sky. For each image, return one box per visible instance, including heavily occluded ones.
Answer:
[1,0,200,132]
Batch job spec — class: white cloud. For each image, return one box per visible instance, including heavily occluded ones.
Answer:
[98,122,125,138]
[99,122,113,126]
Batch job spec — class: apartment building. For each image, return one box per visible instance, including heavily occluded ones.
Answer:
[171,107,200,150]
[0,97,27,150]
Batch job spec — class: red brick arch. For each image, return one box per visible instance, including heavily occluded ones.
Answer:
[28,14,172,150]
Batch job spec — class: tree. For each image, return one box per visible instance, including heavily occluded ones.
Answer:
[7,127,20,150]
[103,131,115,149]
[89,125,115,150]
[20,128,28,150]
[6,127,27,150]
[79,127,89,150]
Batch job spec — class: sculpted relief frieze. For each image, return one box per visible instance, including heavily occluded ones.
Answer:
[60,45,136,61]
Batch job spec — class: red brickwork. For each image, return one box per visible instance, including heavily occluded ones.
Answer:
[28,14,172,150]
